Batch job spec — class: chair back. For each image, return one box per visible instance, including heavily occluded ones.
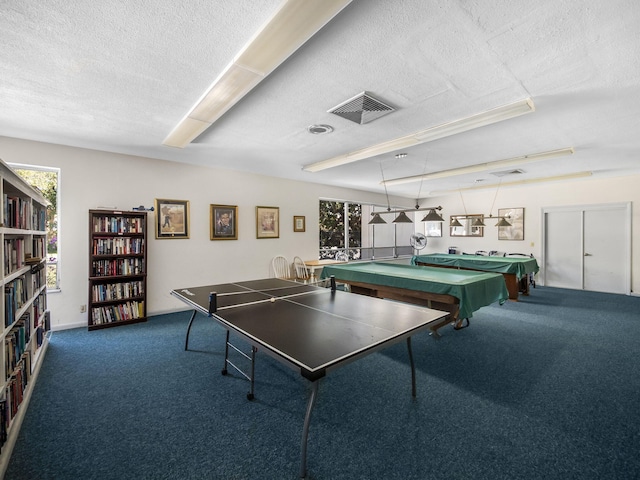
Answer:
[271,255,291,279]
[335,251,348,262]
[293,256,310,281]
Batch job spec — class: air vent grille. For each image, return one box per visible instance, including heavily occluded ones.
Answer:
[328,92,395,124]
[491,168,526,177]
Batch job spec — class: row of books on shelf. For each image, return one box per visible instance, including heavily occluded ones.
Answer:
[32,236,46,258]
[91,258,145,277]
[92,216,144,234]
[92,280,144,303]
[91,300,145,325]
[92,237,144,256]
[33,206,46,231]
[4,277,27,328]
[2,238,45,276]
[33,292,47,323]
[3,194,31,230]
[3,238,24,276]
[4,314,30,382]
[0,350,31,450]
[31,264,46,293]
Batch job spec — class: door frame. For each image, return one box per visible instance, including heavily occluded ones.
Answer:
[541,202,631,294]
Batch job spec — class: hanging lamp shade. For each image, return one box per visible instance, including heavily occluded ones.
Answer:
[495,217,511,227]
[450,217,463,227]
[421,209,444,222]
[472,217,486,227]
[393,211,413,223]
[368,213,387,225]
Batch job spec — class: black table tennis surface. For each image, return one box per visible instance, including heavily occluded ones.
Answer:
[171,278,447,380]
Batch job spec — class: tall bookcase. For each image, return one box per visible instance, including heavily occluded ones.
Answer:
[0,158,49,475]
[88,209,147,330]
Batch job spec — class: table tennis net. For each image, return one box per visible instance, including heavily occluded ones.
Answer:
[209,277,335,313]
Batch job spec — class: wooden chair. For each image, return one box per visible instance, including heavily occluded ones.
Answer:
[271,255,292,279]
[293,256,310,282]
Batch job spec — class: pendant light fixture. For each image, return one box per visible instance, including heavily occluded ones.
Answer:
[421,209,445,222]
[369,157,444,224]
[452,179,511,227]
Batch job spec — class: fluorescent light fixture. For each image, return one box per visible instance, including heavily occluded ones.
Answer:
[383,147,575,186]
[302,98,535,172]
[429,171,592,195]
[163,0,353,148]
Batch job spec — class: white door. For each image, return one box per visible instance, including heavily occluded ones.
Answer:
[543,203,630,294]
[544,210,583,289]
[583,207,628,293]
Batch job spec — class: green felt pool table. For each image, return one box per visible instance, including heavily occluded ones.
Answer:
[411,254,539,300]
[320,261,509,336]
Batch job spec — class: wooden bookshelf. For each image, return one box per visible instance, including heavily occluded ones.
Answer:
[88,209,147,330]
[0,158,49,476]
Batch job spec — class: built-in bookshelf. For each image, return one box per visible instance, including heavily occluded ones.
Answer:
[88,209,147,330]
[0,158,49,476]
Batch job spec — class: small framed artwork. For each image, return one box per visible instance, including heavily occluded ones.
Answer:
[210,204,238,240]
[293,215,305,232]
[155,198,190,239]
[256,206,279,239]
[498,207,525,240]
[425,221,442,237]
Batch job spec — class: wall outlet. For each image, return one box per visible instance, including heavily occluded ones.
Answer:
[80,305,87,313]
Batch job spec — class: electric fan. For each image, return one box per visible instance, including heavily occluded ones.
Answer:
[409,232,427,251]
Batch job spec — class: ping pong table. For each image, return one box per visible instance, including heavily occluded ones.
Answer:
[171,277,447,479]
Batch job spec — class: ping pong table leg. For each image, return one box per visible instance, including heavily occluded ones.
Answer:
[407,337,417,398]
[184,310,198,351]
[299,381,320,479]
[222,330,230,375]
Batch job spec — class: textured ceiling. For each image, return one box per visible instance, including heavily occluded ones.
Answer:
[1,0,639,200]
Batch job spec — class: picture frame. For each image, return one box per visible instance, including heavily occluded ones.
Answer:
[210,204,238,240]
[498,207,525,240]
[256,206,279,239]
[450,215,484,237]
[155,198,190,239]
[293,215,305,232]
[424,221,442,237]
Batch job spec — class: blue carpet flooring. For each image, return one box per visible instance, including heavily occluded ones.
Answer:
[5,286,640,479]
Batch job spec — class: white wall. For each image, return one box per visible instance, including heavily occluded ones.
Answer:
[0,136,412,330]
[1,137,637,329]
[417,175,639,293]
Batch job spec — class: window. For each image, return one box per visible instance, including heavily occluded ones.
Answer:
[11,164,60,290]
[319,200,362,260]
[318,200,413,260]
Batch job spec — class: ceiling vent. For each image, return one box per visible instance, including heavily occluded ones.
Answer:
[328,91,395,124]
[491,168,526,177]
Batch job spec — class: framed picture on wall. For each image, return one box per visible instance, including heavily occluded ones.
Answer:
[155,198,190,239]
[293,215,305,232]
[210,204,238,240]
[256,206,279,239]
[498,207,524,240]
